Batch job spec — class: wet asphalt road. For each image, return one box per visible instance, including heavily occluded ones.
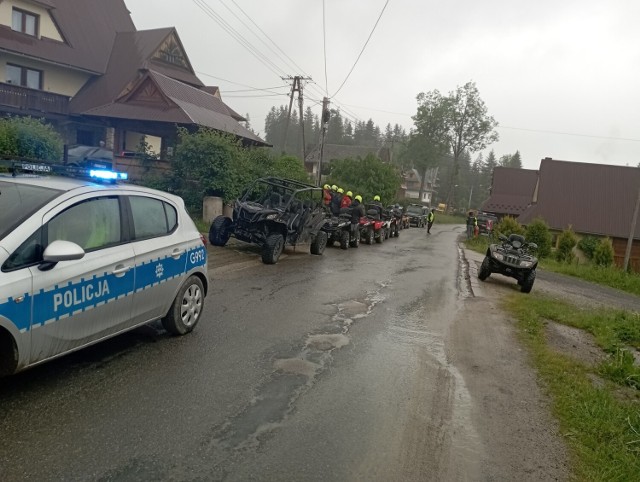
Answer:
[0,224,472,481]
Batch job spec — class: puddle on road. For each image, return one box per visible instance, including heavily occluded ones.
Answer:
[274,358,321,378]
[205,285,389,455]
[306,334,350,351]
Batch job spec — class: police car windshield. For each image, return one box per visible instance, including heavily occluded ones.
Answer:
[0,181,62,241]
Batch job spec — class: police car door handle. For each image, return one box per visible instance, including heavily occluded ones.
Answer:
[171,248,185,259]
[112,264,132,277]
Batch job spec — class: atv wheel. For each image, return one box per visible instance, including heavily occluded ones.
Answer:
[262,234,284,264]
[521,269,536,293]
[478,256,491,281]
[365,229,374,245]
[376,230,384,244]
[340,230,350,250]
[311,231,328,255]
[209,216,232,246]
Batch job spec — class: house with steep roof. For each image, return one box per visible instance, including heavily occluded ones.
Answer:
[518,158,640,270]
[0,0,265,165]
[402,167,439,205]
[480,166,539,218]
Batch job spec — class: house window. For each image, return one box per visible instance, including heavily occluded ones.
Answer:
[12,8,39,37]
[6,64,43,90]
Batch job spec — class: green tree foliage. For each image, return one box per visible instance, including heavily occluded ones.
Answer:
[593,237,615,267]
[443,82,499,188]
[524,217,552,258]
[409,90,450,202]
[577,235,600,259]
[0,116,62,161]
[498,151,523,168]
[495,216,525,238]
[328,153,401,205]
[167,128,310,215]
[555,227,578,263]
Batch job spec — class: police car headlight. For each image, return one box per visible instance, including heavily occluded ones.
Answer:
[520,260,533,268]
[492,252,504,261]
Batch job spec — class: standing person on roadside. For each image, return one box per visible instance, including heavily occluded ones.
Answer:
[427,207,435,234]
[466,211,477,239]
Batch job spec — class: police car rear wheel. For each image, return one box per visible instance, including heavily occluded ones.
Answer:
[162,276,204,335]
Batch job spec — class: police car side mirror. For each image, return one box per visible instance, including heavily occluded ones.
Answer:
[40,240,85,270]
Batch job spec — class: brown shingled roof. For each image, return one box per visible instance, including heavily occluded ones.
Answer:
[518,158,640,239]
[0,0,134,74]
[480,166,538,216]
[81,70,266,145]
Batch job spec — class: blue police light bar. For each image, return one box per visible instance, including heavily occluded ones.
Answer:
[89,169,128,181]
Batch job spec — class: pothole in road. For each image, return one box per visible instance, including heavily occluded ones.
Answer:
[274,358,321,378]
[306,334,350,352]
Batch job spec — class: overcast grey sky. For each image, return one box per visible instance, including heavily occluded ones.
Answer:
[126,0,640,170]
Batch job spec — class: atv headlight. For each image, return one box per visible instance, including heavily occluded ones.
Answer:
[266,214,278,220]
[492,252,504,261]
[520,260,533,268]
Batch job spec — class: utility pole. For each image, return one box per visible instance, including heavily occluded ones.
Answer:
[623,185,640,271]
[317,96,330,186]
[280,76,311,157]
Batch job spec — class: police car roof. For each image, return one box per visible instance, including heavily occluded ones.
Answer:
[0,174,180,201]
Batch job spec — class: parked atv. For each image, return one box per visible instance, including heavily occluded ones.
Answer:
[386,206,402,236]
[478,234,538,293]
[322,208,354,250]
[209,177,328,264]
[358,216,375,245]
[365,205,390,244]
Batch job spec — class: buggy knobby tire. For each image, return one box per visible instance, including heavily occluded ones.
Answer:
[262,233,284,264]
[162,275,204,335]
[376,229,384,244]
[349,231,360,248]
[521,269,536,293]
[340,230,350,250]
[478,256,491,281]
[209,215,232,246]
[311,230,328,255]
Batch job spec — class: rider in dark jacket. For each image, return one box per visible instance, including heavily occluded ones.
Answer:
[350,195,365,236]
[330,188,343,216]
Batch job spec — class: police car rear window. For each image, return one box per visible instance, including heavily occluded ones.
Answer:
[0,181,62,241]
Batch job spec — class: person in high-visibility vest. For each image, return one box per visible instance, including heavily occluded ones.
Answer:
[466,211,478,239]
[427,208,435,234]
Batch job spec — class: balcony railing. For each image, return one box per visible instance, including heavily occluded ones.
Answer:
[0,82,70,115]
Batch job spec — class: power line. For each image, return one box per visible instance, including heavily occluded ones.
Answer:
[498,125,640,143]
[218,0,304,77]
[332,0,390,98]
[192,0,288,79]
[223,85,290,93]
[229,0,310,77]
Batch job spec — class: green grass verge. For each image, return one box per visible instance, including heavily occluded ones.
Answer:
[192,217,209,234]
[433,213,466,224]
[504,294,640,480]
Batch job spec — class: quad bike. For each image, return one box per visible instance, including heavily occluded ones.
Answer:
[478,233,539,293]
[322,208,354,250]
[364,206,389,244]
[385,211,400,238]
[358,216,374,245]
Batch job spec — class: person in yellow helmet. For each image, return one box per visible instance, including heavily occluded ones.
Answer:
[371,194,383,218]
[341,190,352,209]
[330,185,343,216]
[323,184,332,207]
[350,194,365,244]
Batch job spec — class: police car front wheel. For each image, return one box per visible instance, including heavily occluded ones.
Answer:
[162,276,205,336]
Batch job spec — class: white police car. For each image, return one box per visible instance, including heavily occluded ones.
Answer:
[0,163,208,375]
